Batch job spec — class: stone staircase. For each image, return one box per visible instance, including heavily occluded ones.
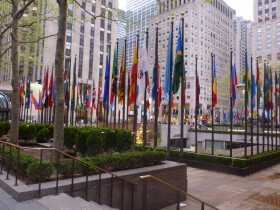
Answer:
[36,193,118,210]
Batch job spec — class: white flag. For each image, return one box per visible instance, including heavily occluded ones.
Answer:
[138,39,149,102]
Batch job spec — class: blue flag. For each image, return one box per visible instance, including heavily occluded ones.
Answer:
[164,32,172,101]
[252,73,256,109]
[103,55,110,107]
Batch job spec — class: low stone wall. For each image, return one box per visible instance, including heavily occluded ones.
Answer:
[0,161,187,210]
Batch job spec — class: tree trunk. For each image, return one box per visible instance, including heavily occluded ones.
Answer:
[0,35,3,80]
[53,0,67,150]
[10,0,20,144]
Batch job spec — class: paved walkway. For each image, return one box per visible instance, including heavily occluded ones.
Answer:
[0,163,280,210]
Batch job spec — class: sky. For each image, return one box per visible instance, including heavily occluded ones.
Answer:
[118,0,254,21]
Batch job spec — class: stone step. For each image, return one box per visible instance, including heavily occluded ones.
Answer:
[36,193,118,210]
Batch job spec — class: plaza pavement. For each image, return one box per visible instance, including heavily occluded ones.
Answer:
[0,163,280,210]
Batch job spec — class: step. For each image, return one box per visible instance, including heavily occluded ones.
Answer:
[36,193,117,210]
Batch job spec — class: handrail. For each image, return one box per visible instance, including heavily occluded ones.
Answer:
[0,140,137,185]
[0,140,218,209]
[140,175,219,210]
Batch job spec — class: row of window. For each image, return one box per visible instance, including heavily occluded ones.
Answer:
[257,22,280,32]
[257,41,280,50]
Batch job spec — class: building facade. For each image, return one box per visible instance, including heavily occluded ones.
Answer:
[252,0,280,68]
[148,0,235,122]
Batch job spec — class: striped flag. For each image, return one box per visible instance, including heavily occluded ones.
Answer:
[118,47,125,104]
[212,55,217,107]
[242,52,251,107]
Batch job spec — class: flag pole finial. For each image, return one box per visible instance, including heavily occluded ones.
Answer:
[171,15,174,20]
[181,12,184,16]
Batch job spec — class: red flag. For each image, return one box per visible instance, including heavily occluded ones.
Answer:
[41,67,49,108]
[128,43,138,106]
[48,67,54,106]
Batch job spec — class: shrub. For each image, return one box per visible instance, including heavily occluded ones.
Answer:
[64,126,79,149]
[19,123,36,140]
[27,161,54,183]
[36,128,50,143]
[76,130,90,155]
[86,130,104,155]
[0,122,10,137]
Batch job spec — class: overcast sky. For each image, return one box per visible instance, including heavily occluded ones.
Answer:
[118,0,254,20]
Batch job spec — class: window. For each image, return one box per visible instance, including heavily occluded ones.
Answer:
[108,2,112,8]
[80,24,84,33]
[277,53,280,61]
[65,49,71,56]
[100,19,105,28]
[277,31,280,39]
[267,54,271,60]
[257,35,262,42]
[99,54,103,65]
[258,45,262,51]
[277,41,280,48]
[67,22,72,30]
[265,8,269,13]
[266,43,271,49]
[257,27,262,33]
[266,34,271,40]
[101,0,106,6]
[265,0,269,4]
[277,22,280,29]
[66,36,71,42]
[266,24,271,31]
[92,4,95,12]
[107,33,111,42]
[90,27,94,36]
[80,35,84,46]
[100,31,104,41]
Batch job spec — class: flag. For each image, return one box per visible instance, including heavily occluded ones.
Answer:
[64,67,70,109]
[19,76,25,107]
[48,67,54,106]
[196,73,200,108]
[242,53,251,107]
[110,47,118,106]
[230,61,238,106]
[103,54,110,107]
[71,57,77,112]
[264,65,270,110]
[128,43,138,106]
[212,55,217,107]
[276,72,280,107]
[172,24,183,94]
[31,94,41,110]
[85,84,91,110]
[256,61,261,106]
[92,80,97,109]
[268,68,273,110]
[164,32,172,101]
[152,63,162,108]
[42,67,49,108]
[118,47,125,104]
[25,75,31,109]
[138,39,149,102]
[251,73,256,109]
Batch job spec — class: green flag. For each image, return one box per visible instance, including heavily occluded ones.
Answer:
[172,24,183,94]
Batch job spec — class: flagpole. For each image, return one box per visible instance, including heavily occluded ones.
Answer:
[143,27,149,146]
[122,38,127,129]
[275,70,278,149]
[230,49,233,157]
[262,61,266,152]
[250,54,253,156]
[211,53,215,155]
[114,40,118,129]
[133,29,140,143]
[195,55,198,153]
[267,62,270,151]
[154,23,159,148]
[244,50,248,157]
[256,57,260,154]
[180,12,185,158]
[167,16,174,154]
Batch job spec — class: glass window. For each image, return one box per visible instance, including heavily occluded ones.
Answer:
[266,34,271,40]
[267,54,271,60]
[258,45,262,51]
[266,43,271,49]
[266,24,271,31]
[257,35,262,42]
[257,27,262,33]
[277,31,280,39]
[277,22,280,29]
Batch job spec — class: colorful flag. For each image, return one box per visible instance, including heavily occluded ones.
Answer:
[230,60,238,106]
[256,60,261,106]
[276,72,280,107]
[92,80,97,109]
[19,76,25,107]
[264,65,270,110]
[164,32,172,101]
[138,38,149,102]
[71,57,77,112]
[64,66,70,109]
[85,84,91,110]
[128,43,138,106]
[152,63,162,108]
[212,55,217,107]
[48,67,54,106]
[42,67,49,108]
[31,94,41,110]
[251,73,256,109]
[242,53,251,107]
[268,68,273,110]
[118,47,125,104]
[103,54,110,107]
[172,24,183,94]
[110,47,118,106]
[25,75,31,109]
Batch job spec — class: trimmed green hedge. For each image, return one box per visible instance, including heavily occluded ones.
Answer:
[0,122,10,137]
[58,151,167,178]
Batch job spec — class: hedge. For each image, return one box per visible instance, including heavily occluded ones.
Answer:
[58,150,167,178]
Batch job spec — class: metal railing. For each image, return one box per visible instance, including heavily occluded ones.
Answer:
[0,140,217,210]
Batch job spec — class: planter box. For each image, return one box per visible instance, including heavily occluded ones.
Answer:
[0,161,187,210]
[169,156,280,176]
